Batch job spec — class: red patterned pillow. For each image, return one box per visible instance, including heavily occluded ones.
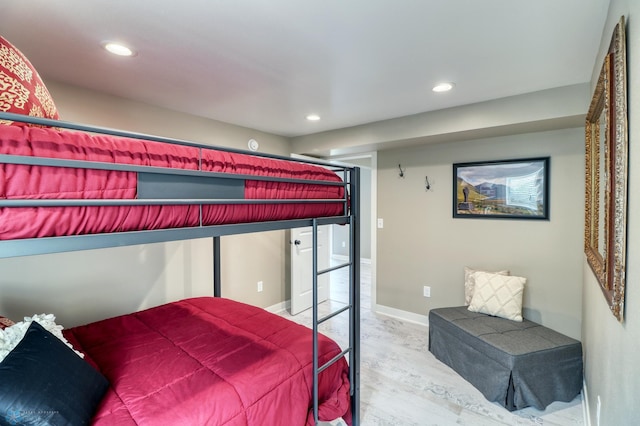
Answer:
[0,315,15,330]
[0,35,59,126]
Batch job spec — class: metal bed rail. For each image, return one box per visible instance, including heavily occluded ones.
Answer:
[0,111,341,168]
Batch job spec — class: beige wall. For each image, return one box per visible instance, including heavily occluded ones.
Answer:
[0,82,292,327]
[377,128,585,339]
[582,1,640,424]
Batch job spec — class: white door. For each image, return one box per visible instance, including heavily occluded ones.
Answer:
[290,225,330,315]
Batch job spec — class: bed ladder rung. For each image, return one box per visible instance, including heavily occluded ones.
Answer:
[318,262,351,275]
[318,348,351,374]
[318,304,351,325]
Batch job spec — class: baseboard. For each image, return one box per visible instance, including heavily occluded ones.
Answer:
[265,300,290,314]
[583,379,591,426]
[374,304,429,327]
[271,301,429,329]
[331,254,371,264]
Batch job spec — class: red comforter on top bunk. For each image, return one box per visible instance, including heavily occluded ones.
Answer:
[0,125,345,240]
[63,297,352,425]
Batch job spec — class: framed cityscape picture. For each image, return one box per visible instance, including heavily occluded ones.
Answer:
[453,157,550,220]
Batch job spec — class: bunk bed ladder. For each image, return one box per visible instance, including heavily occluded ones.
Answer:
[311,166,360,426]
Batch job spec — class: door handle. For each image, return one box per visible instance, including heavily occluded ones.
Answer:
[293,239,301,245]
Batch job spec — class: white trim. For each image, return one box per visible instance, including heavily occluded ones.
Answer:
[374,303,429,327]
[331,254,371,264]
[265,300,290,314]
[582,380,592,426]
[370,153,377,310]
[332,254,348,262]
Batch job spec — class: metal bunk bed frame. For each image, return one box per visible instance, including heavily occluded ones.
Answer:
[0,111,361,425]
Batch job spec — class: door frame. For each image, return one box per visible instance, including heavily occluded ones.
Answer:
[322,152,377,310]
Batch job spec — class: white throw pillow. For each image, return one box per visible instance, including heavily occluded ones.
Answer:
[468,271,526,322]
[464,267,510,305]
[0,313,83,363]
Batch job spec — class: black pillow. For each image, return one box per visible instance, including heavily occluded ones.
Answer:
[0,321,109,426]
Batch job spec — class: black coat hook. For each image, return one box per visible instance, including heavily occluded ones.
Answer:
[425,176,431,191]
[398,164,405,178]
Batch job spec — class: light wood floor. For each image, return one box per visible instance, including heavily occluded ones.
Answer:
[279,262,584,426]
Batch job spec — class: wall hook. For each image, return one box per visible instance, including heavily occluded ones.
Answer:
[425,176,431,191]
[398,164,405,178]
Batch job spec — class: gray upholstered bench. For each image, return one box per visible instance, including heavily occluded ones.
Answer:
[428,306,583,411]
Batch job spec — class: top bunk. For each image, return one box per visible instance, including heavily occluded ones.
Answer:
[0,112,359,259]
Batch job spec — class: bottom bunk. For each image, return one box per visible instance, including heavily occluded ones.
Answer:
[1,297,352,425]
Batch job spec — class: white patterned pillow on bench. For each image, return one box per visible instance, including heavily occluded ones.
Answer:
[464,267,509,305]
[468,271,526,322]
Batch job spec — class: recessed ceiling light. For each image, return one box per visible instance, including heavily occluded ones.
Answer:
[432,82,454,93]
[103,42,135,57]
[306,114,321,121]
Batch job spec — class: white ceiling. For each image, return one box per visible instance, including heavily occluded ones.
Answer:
[1,0,610,137]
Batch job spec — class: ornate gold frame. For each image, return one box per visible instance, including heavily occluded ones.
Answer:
[584,16,628,322]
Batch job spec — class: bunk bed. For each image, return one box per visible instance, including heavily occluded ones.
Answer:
[0,111,361,426]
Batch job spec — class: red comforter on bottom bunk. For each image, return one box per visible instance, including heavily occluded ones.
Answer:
[63,297,351,425]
